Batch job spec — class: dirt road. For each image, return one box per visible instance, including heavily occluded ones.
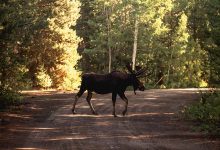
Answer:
[0,89,219,150]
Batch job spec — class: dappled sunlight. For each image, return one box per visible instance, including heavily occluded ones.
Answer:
[47,136,90,141]
[163,112,174,115]
[129,112,159,116]
[36,133,210,142]
[80,105,90,109]
[88,98,111,101]
[167,88,210,91]
[96,121,112,126]
[16,148,45,150]
[29,106,43,110]
[143,89,202,95]
[126,135,153,140]
[60,112,175,118]
[33,98,73,102]
[57,114,113,118]
[128,112,175,117]
[55,107,176,119]
[21,89,58,96]
[96,102,105,106]
[6,114,32,119]
[33,127,59,130]
[134,97,157,100]
[144,97,157,100]
[8,127,59,133]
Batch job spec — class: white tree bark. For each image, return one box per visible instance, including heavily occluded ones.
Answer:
[106,7,112,73]
[132,19,138,70]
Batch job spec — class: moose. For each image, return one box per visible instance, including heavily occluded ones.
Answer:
[72,64,147,117]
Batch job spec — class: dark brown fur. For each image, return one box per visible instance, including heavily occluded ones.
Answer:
[72,65,146,117]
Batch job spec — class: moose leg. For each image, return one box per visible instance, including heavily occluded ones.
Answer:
[72,89,85,114]
[86,91,97,115]
[119,93,128,116]
[112,92,117,117]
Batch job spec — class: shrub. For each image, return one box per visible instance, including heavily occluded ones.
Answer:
[183,90,220,135]
[36,67,52,89]
[0,89,23,110]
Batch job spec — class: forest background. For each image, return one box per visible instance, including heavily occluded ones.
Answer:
[0,0,220,104]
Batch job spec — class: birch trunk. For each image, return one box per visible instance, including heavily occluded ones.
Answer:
[106,7,112,73]
[132,19,138,70]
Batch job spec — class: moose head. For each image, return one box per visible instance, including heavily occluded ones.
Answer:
[126,63,147,94]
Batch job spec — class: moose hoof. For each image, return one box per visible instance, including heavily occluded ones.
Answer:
[113,114,118,118]
[92,112,98,115]
[72,109,77,114]
[122,111,127,116]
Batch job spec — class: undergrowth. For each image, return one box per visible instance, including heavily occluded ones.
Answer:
[183,89,220,135]
[0,89,23,110]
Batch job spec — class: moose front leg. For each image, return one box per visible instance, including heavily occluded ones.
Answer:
[72,95,79,114]
[112,92,117,117]
[119,93,128,116]
[86,91,98,115]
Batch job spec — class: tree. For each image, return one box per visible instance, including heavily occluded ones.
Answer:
[76,0,218,88]
[188,0,220,87]
[47,0,81,89]
[1,0,82,90]
[0,0,36,91]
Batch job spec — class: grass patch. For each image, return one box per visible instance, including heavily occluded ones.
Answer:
[183,89,220,135]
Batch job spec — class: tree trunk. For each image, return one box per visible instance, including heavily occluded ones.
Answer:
[108,45,112,73]
[106,7,112,73]
[166,10,174,86]
[132,19,138,70]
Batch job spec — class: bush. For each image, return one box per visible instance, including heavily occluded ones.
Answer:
[183,90,220,135]
[0,89,23,110]
[36,67,52,89]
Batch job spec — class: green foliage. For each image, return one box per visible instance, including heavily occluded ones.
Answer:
[0,89,23,110]
[0,0,82,107]
[183,90,220,135]
[188,0,220,87]
[76,0,212,88]
[46,0,82,90]
[0,0,81,91]
[36,67,52,88]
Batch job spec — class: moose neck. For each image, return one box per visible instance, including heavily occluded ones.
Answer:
[126,74,135,86]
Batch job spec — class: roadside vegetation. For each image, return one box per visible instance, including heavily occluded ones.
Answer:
[183,90,220,135]
[0,89,22,110]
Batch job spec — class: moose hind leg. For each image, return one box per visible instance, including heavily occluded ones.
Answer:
[112,93,117,117]
[86,91,97,115]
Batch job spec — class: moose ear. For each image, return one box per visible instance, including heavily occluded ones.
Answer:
[126,63,133,73]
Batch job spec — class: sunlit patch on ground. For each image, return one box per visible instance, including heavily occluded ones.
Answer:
[16,148,46,150]
[46,136,90,141]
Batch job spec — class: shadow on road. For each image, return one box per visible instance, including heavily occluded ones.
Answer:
[0,89,219,150]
